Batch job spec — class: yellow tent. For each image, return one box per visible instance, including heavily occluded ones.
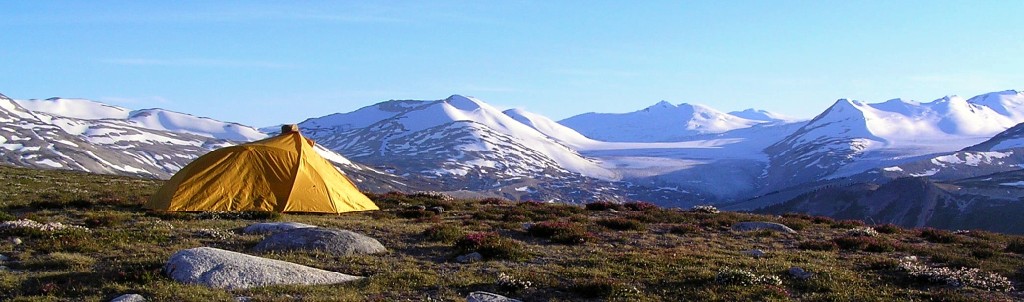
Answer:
[145,126,378,213]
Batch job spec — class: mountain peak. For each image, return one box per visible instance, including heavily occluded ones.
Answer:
[729,108,798,123]
[644,100,676,111]
[444,94,484,111]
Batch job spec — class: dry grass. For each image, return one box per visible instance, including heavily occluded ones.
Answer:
[0,165,1023,301]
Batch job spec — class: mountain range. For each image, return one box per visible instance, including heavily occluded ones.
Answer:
[5,89,1024,231]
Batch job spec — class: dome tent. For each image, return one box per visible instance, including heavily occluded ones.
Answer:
[145,125,378,213]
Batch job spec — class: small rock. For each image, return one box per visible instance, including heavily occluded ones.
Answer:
[242,222,317,235]
[731,222,797,234]
[428,206,445,214]
[110,293,146,302]
[0,254,9,262]
[165,247,361,289]
[253,228,386,255]
[521,223,534,231]
[788,267,813,280]
[413,205,427,211]
[456,252,483,263]
[9,237,22,245]
[235,297,252,302]
[467,291,522,302]
[743,249,765,258]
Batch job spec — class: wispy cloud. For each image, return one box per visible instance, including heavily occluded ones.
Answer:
[101,58,297,69]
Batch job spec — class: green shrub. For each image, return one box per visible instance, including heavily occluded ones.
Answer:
[833,236,900,252]
[81,211,128,228]
[919,228,959,244]
[700,214,738,229]
[715,267,782,286]
[798,240,839,251]
[970,244,999,260]
[569,278,640,298]
[811,216,835,224]
[454,232,530,261]
[478,197,508,205]
[21,252,96,271]
[832,219,865,229]
[874,223,902,234]
[398,209,436,219]
[669,224,700,235]
[597,218,646,231]
[145,211,193,221]
[623,201,658,211]
[527,221,592,245]
[779,217,811,231]
[423,224,464,243]
[926,249,981,268]
[585,201,623,211]
[0,211,15,222]
[1006,238,1024,254]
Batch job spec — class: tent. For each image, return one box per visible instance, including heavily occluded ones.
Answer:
[145,125,379,213]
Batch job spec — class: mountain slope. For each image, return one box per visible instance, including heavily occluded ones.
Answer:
[502,108,600,149]
[2,94,404,192]
[760,173,1024,233]
[763,91,1024,191]
[302,95,617,181]
[15,98,268,142]
[559,101,766,142]
[728,108,798,123]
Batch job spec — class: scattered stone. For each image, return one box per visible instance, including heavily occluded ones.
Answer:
[467,291,522,302]
[165,247,361,289]
[743,249,766,258]
[194,228,232,240]
[0,219,88,232]
[110,293,146,302]
[235,297,252,302]
[0,254,9,262]
[521,223,534,231]
[788,267,813,280]
[456,252,483,264]
[428,206,445,214]
[412,205,427,211]
[731,222,796,234]
[9,237,22,245]
[242,222,317,235]
[253,228,386,255]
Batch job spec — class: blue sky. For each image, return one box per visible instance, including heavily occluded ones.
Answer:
[3,1,1023,127]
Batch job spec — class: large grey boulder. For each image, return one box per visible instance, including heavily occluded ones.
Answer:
[253,228,386,255]
[242,222,317,235]
[110,294,146,302]
[731,221,797,234]
[165,247,361,289]
[467,291,522,302]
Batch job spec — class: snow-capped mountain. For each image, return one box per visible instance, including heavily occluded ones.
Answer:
[558,101,769,142]
[728,108,799,123]
[964,121,1024,152]
[295,95,663,202]
[763,91,1024,190]
[1,94,215,178]
[1,93,407,192]
[302,95,616,180]
[15,98,268,142]
[502,108,599,149]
